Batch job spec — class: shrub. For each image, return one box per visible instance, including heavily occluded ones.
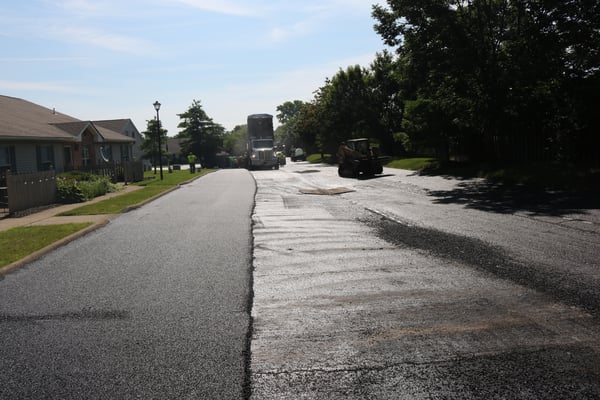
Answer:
[56,178,87,203]
[56,172,118,203]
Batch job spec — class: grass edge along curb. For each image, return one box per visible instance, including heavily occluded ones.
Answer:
[0,221,101,276]
[119,169,216,213]
[58,169,214,216]
[0,170,215,276]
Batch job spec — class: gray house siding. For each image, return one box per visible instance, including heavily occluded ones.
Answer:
[15,143,39,173]
[9,142,65,173]
[94,118,148,169]
[1,96,139,175]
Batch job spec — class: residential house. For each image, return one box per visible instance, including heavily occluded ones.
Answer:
[93,118,148,168]
[0,95,139,175]
[167,136,187,165]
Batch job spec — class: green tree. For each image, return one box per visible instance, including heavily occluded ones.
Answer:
[274,100,309,154]
[141,118,168,171]
[276,100,305,124]
[373,0,600,164]
[177,100,224,167]
[367,51,405,154]
[293,102,321,154]
[373,0,482,160]
[283,61,403,156]
[313,65,383,154]
[223,125,248,156]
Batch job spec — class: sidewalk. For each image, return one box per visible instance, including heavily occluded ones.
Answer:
[0,184,142,232]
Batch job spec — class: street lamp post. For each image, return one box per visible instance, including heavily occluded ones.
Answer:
[153,101,163,180]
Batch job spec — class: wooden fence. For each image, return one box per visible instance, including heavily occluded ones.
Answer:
[0,172,8,214]
[75,161,144,184]
[1,161,143,216]
[6,171,56,214]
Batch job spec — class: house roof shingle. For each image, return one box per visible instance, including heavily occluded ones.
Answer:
[0,95,133,143]
[93,119,131,133]
[49,121,90,137]
[0,95,79,141]
[95,125,134,143]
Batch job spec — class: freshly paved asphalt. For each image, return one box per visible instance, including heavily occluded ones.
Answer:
[0,169,255,399]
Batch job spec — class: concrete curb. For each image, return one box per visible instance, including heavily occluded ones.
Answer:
[0,219,111,277]
[0,170,214,277]
[121,171,207,212]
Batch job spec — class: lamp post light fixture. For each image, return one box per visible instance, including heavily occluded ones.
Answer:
[153,101,163,180]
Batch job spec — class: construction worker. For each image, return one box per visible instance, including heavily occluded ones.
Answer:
[187,153,197,173]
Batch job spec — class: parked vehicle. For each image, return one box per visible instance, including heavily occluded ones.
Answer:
[291,148,306,162]
[337,138,389,178]
[246,114,279,170]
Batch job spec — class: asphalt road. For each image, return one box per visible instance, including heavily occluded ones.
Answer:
[250,161,600,399]
[2,162,599,399]
[0,169,255,399]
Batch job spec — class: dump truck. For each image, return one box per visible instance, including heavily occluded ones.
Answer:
[337,138,389,178]
[246,114,279,170]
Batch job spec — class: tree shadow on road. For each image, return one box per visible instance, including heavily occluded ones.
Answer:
[358,173,395,180]
[427,180,599,217]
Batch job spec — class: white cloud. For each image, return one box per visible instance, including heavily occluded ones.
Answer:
[0,80,77,93]
[264,1,381,44]
[201,52,379,130]
[330,0,383,13]
[0,57,90,63]
[49,0,144,18]
[54,0,103,15]
[267,19,315,43]
[55,27,157,55]
[173,0,258,16]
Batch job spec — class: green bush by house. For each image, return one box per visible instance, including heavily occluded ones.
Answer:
[56,172,119,203]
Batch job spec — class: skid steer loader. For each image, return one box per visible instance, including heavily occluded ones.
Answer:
[337,138,389,178]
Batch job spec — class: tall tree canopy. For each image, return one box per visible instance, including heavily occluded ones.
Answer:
[279,58,403,156]
[177,100,224,167]
[274,100,308,153]
[141,118,168,167]
[275,0,599,165]
[276,100,305,124]
[372,0,600,163]
[223,124,248,157]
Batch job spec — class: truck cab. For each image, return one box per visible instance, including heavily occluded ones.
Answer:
[247,114,279,170]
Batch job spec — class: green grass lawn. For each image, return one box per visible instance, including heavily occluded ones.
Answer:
[136,169,207,187]
[306,154,333,163]
[0,223,92,268]
[305,153,437,170]
[385,157,438,171]
[58,169,213,216]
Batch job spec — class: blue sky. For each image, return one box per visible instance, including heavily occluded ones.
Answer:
[1,0,387,136]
